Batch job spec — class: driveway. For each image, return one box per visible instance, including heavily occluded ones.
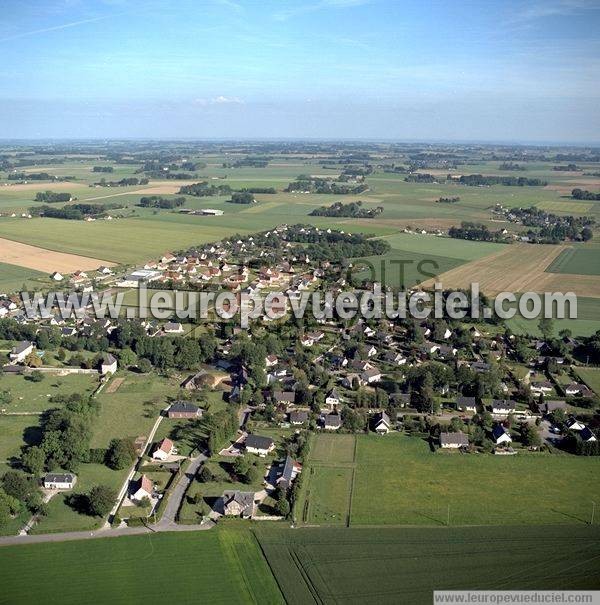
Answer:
[154,452,207,529]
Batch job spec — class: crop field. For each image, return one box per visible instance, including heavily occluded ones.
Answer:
[256,525,600,605]
[536,200,594,213]
[506,296,600,337]
[0,529,283,605]
[0,261,47,293]
[546,246,600,276]
[421,242,565,293]
[298,434,600,528]
[0,236,114,273]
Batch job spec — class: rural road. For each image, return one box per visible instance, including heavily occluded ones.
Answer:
[0,451,214,548]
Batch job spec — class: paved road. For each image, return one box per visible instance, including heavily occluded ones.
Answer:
[154,453,207,529]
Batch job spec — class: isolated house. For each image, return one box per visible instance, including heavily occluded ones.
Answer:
[100,353,117,375]
[273,391,296,406]
[530,381,553,395]
[130,475,153,501]
[9,341,33,363]
[456,396,477,413]
[440,432,469,449]
[152,438,174,460]
[325,388,341,406]
[566,417,586,431]
[245,434,275,456]
[167,401,203,419]
[163,322,184,334]
[50,271,64,281]
[43,473,77,490]
[580,426,597,442]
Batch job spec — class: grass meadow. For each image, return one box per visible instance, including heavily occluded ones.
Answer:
[298,433,600,528]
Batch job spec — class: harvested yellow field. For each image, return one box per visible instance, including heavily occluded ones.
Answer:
[0,237,115,273]
[422,243,573,295]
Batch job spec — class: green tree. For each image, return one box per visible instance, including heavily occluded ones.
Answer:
[21,446,45,476]
[106,438,136,470]
[87,485,116,517]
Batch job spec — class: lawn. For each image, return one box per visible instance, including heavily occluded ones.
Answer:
[0,372,99,413]
[574,367,600,395]
[0,415,41,462]
[350,434,600,526]
[256,525,600,605]
[31,462,124,534]
[0,529,283,605]
[90,372,178,449]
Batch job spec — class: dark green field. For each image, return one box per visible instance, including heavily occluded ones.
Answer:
[1,525,599,604]
[0,529,283,605]
[256,525,600,604]
[547,246,600,276]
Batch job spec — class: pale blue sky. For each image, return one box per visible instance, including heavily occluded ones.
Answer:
[1,0,599,141]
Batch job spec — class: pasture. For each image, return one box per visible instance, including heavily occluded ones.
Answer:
[256,525,600,605]
[308,433,355,463]
[0,529,283,605]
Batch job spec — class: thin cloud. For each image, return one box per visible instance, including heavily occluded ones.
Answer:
[515,0,599,20]
[273,0,371,22]
[0,13,121,43]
